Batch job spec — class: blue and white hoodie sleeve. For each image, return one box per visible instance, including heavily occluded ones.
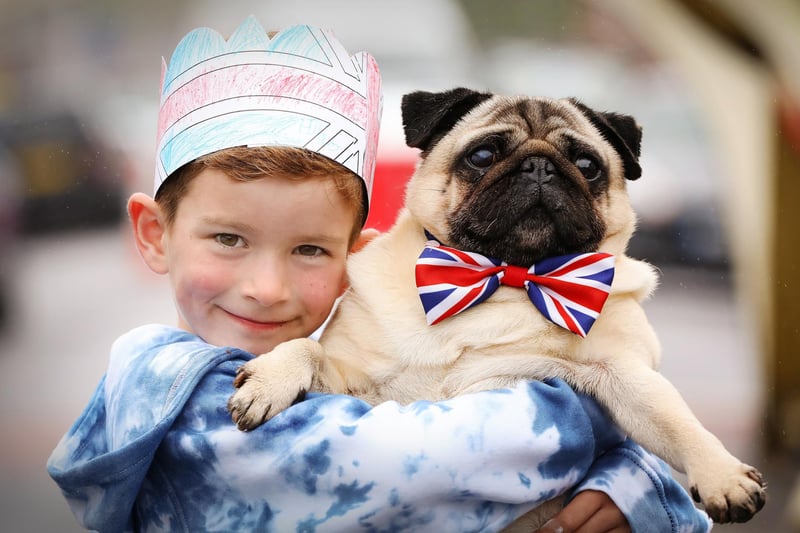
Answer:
[47,324,711,533]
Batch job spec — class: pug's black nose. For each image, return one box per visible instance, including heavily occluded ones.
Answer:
[520,156,556,183]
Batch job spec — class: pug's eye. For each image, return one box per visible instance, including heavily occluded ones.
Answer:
[467,146,497,169]
[575,155,602,181]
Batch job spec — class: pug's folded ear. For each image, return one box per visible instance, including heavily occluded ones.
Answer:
[402,88,493,153]
[570,98,643,181]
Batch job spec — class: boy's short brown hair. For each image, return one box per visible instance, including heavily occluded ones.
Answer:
[155,145,367,244]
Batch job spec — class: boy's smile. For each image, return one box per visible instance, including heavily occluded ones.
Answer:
[222,310,287,330]
[161,168,357,355]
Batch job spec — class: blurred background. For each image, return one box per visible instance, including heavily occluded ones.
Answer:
[0,0,798,531]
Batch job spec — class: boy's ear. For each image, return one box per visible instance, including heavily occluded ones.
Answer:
[128,192,169,274]
[350,227,380,254]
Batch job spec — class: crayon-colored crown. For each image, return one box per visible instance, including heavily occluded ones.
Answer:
[155,16,382,202]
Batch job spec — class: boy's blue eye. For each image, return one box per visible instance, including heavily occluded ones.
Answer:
[216,233,242,247]
[296,245,324,257]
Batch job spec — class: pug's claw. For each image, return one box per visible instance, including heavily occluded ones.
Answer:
[232,364,249,388]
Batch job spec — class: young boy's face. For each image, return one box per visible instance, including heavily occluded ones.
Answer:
[163,168,357,355]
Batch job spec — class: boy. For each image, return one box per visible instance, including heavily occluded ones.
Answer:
[48,18,711,532]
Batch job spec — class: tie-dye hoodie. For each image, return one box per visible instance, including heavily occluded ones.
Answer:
[48,324,711,532]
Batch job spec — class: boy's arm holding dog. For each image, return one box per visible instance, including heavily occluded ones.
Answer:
[222,370,710,532]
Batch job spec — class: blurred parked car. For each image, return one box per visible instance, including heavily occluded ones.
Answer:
[0,147,21,330]
[0,111,128,235]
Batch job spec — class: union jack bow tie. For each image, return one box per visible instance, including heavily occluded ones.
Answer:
[415,235,615,337]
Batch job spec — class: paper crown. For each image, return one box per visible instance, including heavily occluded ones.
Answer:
[154,17,382,203]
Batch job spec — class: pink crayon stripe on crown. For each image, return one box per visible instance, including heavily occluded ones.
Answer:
[157,65,369,145]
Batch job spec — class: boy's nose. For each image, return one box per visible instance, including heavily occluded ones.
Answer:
[240,261,291,305]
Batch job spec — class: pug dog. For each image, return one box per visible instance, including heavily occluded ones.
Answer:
[228,88,766,526]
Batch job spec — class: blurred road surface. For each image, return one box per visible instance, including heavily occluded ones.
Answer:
[0,228,794,532]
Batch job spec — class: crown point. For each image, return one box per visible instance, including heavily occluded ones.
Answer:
[226,15,269,53]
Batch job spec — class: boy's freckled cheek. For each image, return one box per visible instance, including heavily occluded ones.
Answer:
[306,278,339,306]
[181,264,228,296]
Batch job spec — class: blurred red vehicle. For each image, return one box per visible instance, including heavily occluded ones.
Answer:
[365,156,416,231]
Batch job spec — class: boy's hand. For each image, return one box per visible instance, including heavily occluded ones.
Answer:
[534,490,631,533]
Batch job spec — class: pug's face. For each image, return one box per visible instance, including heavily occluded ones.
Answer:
[401,89,643,266]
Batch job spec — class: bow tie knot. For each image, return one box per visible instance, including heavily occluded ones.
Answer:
[500,265,529,288]
[415,235,615,337]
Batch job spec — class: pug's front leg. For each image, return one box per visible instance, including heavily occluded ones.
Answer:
[228,338,323,430]
[587,361,767,524]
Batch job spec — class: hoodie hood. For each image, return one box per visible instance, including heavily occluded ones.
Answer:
[47,325,249,532]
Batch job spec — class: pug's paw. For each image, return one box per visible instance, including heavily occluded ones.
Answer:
[690,461,767,523]
[227,338,321,431]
